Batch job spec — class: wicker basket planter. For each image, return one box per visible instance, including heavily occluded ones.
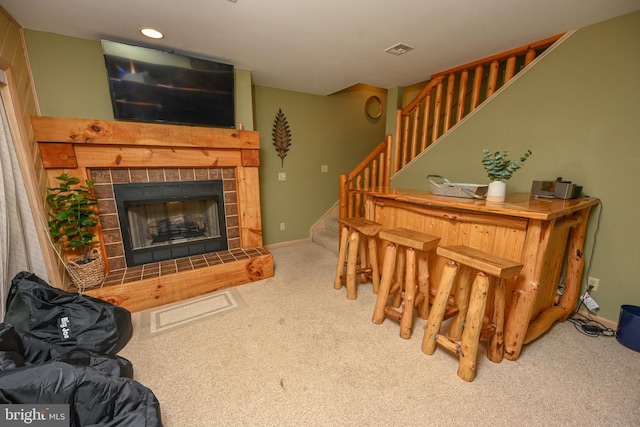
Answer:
[67,247,105,292]
[46,172,104,293]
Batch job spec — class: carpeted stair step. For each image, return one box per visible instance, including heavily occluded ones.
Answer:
[312,227,338,253]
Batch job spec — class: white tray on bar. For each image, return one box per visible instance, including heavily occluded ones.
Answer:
[427,175,488,199]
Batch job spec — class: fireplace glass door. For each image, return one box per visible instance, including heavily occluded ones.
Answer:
[114,181,227,266]
[127,199,220,248]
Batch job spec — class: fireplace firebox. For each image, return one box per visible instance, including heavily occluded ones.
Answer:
[114,180,227,266]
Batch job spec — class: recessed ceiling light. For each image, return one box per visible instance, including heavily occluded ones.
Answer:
[384,43,414,56]
[140,27,164,39]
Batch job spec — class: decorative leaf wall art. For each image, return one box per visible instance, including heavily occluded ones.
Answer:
[272,108,292,167]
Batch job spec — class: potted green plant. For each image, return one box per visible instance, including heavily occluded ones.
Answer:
[46,172,105,290]
[481,148,532,202]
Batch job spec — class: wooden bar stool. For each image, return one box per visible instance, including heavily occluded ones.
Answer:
[372,228,440,339]
[421,245,523,382]
[333,217,382,300]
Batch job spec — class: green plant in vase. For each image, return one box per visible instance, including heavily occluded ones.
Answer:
[481,149,532,202]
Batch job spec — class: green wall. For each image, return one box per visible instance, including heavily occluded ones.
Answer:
[24,32,113,120]
[254,85,386,244]
[22,30,385,246]
[393,11,640,322]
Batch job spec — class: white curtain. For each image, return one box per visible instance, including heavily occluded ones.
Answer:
[0,94,48,318]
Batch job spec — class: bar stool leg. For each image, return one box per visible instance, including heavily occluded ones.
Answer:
[422,260,458,355]
[372,242,397,324]
[487,278,506,363]
[416,252,430,319]
[448,266,474,341]
[334,225,350,290]
[357,237,368,284]
[458,272,490,382]
[345,230,360,300]
[391,248,405,308]
[399,248,417,339]
[367,235,381,294]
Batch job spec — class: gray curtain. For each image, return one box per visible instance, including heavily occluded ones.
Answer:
[0,94,48,318]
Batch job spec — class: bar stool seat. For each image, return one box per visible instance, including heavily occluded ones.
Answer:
[421,245,523,382]
[334,217,382,300]
[372,228,440,339]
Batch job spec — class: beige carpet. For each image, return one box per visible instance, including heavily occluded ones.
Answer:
[120,241,640,427]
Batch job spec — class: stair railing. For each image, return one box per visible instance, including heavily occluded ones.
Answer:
[394,33,563,173]
[339,34,563,221]
[338,135,392,220]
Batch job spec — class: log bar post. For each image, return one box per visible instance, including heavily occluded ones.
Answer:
[559,207,594,318]
[503,218,551,361]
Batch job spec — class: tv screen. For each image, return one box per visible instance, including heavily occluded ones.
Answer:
[101,40,235,128]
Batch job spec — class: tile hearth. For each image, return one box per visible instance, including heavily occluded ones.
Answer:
[101,247,270,288]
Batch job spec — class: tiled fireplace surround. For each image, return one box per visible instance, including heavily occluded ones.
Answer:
[92,167,268,287]
[34,116,274,312]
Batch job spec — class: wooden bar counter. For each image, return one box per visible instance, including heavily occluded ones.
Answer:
[359,187,599,360]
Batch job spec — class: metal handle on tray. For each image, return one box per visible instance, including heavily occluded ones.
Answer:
[426,175,450,189]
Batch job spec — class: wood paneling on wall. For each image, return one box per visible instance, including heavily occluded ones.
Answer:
[0,8,62,286]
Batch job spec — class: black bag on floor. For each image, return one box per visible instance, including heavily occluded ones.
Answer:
[0,322,133,378]
[0,324,162,427]
[4,272,132,356]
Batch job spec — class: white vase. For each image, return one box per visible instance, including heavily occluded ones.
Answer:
[486,180,507,202]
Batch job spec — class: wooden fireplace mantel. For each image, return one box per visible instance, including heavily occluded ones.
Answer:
[33,116,273,312]
[32,116,261,168]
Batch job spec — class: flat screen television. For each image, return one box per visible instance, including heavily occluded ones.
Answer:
[101,40,235,128]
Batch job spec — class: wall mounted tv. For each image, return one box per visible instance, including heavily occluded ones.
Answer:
[102,40,235,128]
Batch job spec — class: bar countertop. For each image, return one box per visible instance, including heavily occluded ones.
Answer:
[362,187,600,221]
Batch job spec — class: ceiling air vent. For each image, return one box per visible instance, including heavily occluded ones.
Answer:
[384,43,414,56]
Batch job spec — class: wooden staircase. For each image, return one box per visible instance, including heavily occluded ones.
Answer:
[338,33,564,222]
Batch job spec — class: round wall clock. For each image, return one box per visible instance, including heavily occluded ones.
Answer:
[365,95,383,119]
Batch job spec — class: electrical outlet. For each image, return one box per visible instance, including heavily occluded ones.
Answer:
[321,165,328,173]
[588,276,600,292]
[278,172,286,181]
[280,222,285,231]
